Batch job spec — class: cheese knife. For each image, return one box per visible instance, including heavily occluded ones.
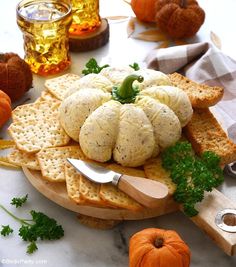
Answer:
[67,158,169,208]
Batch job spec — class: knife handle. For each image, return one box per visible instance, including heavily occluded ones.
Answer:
[118,174,169,208]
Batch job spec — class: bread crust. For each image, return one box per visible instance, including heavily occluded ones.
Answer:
[184,108,236,165]
[168,73,224,108]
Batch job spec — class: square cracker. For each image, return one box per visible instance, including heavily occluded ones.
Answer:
[79,175,107,207]
[45,73,80,100]
[34,90,59,104]
[8,117,70,153]
[12,100,60,123]
[9,100,70,153]
[65,163,84,204]
[99,164,144,211]
[40,90,59,102]
[37,146,85,182]
[8,147,40,170]
[65,159,112,207]
[144,157,176,195]
[100,184,142,211]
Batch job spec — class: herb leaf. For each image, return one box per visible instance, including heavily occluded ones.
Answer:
[1,225,13,236]
[19,210,64,242]
[27,241,38,254]
[129,62,140,71]
[82,58,109,75]
[11,194,28,208]
[0,198,64,254]
[161,141,224,217]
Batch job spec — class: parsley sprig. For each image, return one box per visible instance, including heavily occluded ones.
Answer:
[1,225,13,236]
[11,194,28,208]
[0,195,64,254]
[82,58,141,75]
[161,141,224,217]
[18,210,64,242]
[82,58,109,75]
[27,241,38,254]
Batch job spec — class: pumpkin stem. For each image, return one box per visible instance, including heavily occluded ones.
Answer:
[112,74,143,104]
[154,237,164,248]
[180,0,187,8]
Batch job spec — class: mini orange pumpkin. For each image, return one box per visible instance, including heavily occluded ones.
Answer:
[129,228,191,267]
[0,90,12,127]
[131,0,158,22]
[155,0,205,38]
[0,53,32,101]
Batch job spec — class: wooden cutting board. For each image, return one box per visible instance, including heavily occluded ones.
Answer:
[23,167,236,256]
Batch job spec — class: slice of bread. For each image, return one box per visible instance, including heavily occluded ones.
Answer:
[168,72,224,108]
[184,108,236,165]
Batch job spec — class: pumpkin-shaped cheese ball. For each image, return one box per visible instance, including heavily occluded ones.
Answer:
[141,85,193,127]
[135,95,181,149]
[66,73,113,97]
[99,65,134,85]
[133,69,171,90]
[59,88,111,142]
[59,71,193,167]
[112,104,155,167]
[79,100,121,162]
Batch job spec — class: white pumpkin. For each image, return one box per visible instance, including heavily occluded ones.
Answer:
[65,73,113,97]
[59,69,193,167]
[99,66,134,85]
[133,69,172,90]
[59,88,111,142]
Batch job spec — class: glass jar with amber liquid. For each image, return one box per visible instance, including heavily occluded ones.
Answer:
[17,0,72,76]
[69,0,101,35]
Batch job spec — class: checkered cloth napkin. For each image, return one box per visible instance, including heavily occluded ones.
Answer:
[145,42,236,143]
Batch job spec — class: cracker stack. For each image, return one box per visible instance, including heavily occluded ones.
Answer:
[8,98,70,153]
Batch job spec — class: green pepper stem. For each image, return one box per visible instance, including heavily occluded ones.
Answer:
[0,204,32,226]
[116,74,143,99]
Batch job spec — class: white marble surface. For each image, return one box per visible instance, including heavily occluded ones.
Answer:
[1,0,236,266]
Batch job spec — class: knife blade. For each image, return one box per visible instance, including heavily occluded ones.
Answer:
[67,158,169,208]
[67,158,121,184]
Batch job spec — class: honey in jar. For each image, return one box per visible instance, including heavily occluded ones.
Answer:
[17,0,72,76]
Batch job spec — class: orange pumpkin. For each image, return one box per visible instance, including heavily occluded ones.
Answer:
[0,90,12,127]
[131,0,157,22]
[129,228,191,267]
[155,0,205,38]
